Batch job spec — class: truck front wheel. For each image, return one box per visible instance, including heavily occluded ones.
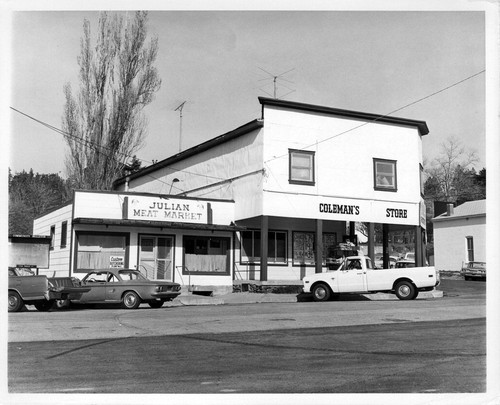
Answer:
[312,283,332,302]
[8,291,24,312]
[395,281,416,300]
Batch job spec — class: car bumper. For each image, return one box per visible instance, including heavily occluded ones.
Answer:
[150,292,181,300]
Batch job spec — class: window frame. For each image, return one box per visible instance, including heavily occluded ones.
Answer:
[466,236,474,262]
[292,231,316,267]
[60,221,68,248]
[183,235,231,276]
[240,229,288,266]
[50,225,56,250]
[373,158,398,192]
[419,163,425,197]
[289,149,315,186]
[73,231,129,273]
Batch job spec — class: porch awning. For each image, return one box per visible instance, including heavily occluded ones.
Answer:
[72,217,245,232]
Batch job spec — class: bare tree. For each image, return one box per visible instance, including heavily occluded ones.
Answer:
[424,136,480,203]
[62,11,161,190]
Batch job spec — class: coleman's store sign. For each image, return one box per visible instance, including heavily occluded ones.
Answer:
[123,196,208,224]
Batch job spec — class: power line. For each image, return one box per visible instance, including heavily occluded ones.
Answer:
[9,106,226,183]
[264,69,486,164]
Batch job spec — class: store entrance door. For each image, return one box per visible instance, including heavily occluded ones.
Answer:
[138,236,174,281]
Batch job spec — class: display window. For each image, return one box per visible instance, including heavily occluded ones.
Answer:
[240,230,287,264]
[183,236,230,275]
[293,231,315,266]
[75,232,129,273]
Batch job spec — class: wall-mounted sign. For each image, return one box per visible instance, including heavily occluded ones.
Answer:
[109,256,124,268]
[264,192,420,226]
[124,196,208,224]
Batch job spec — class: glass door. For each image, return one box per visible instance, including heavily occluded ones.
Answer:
[138,236,174,281]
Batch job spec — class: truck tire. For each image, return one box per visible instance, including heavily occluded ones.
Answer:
[395,281,416,300]
[312,283,332,302]
[8,291,24,313]
[34,300,54,311]
[122,291,141,309]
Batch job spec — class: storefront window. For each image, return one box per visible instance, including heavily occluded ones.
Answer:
[322,233,337,265]
[373,158,397,191]
[240,230,287,264]
[183,236,230,275]
[293,231,315,266]
[75,232,128,272]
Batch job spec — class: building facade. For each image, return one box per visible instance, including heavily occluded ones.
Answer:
[34,97,429,293]
[432,200,486,272]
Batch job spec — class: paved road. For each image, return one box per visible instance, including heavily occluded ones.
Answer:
[8,318,485,394]
[7,279,488,396]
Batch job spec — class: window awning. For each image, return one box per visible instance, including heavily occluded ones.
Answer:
[72,218,245,232]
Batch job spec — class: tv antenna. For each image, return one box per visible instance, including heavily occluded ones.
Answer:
[257,67,296,99]
[174,101,187,152]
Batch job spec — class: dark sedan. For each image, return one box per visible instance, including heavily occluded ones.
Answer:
[61,269,182,309]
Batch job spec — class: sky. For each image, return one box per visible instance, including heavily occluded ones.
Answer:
[2,3,494,179]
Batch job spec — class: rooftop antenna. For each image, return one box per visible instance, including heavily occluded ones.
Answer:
[257,67,296,99]
[174,101,187,152]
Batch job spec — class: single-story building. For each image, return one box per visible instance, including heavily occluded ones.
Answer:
[432,199,486,272]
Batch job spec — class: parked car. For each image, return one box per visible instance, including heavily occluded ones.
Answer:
[460,261,486,281]
[58,268,182,309]
[374,255,398,269]
[8,267,89,312]
[395,260,415,268]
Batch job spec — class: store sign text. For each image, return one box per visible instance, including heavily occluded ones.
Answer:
[125,196,207,224]
[386,208,407,218]
[319,203,360,215]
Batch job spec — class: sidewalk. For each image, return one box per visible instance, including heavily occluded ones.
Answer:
[170,289,443,306]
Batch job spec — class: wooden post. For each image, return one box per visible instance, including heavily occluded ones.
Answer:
[260,216,268,281]
[315,219,323,274]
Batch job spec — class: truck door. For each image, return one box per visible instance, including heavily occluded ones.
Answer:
[337,258,367,293]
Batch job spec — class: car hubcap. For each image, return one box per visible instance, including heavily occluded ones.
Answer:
[125,294,137,307]
[399,285,410,297]
[8,296,18,309]
[315,287,326,300]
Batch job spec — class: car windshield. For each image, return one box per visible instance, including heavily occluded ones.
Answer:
[119,270,147,281]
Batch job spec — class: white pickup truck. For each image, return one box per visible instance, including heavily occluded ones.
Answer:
[302,256,439,301]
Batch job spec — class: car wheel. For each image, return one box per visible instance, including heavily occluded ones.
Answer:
[54,299,71,310]
[34,300,54,311]
[8,291,24,313]
[148,300,165,308]
[395,281,416,300]
[122,291,141,309]
[312,283,331,302]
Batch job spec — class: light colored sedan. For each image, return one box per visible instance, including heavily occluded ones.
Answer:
[60,269,181,309]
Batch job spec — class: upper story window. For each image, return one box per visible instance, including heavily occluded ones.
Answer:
[420,164,425,197]
[60,221,68,248]
[289,149,315,185]
[373,158,397,192]
[50,225,56,250]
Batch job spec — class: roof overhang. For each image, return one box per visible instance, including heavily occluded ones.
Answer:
[72,217,245,232]
[259,97,429,136]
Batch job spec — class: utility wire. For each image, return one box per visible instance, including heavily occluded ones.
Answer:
[11,69,484,191]
[9,106,226,182]
[264,69,486,164]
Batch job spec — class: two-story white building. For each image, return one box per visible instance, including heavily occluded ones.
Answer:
[34,97,429,294]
